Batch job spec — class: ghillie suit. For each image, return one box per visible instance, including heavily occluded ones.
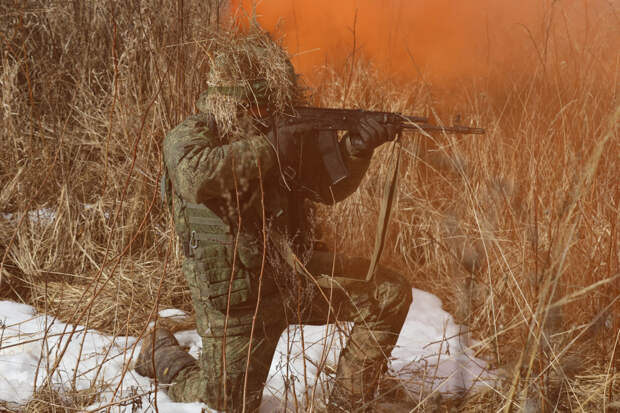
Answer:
[137,25,412,413]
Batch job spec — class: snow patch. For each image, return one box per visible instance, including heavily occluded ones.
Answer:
[1,208,56,224]
[158,308,189,319]
[2,204,111,225]
[0,289,495,411]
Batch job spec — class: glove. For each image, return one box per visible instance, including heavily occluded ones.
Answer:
[348,118,399,157]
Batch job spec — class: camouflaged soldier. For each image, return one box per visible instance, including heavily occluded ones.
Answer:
[135,29,412,413]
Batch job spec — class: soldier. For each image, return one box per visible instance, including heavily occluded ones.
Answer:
[135,28,412,413]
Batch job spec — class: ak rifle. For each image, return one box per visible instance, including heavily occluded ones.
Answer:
[278,106,485,184]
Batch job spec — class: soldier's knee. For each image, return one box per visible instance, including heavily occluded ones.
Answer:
[166,366,204,403]
[399,282,413,312]
[392,276,412,315]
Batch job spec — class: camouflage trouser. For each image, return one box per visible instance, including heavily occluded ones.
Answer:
[169,250,412,412]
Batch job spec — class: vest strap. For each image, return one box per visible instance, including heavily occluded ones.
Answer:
[184,202,233,251]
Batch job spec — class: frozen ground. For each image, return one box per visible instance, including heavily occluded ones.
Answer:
[0,289,495,412]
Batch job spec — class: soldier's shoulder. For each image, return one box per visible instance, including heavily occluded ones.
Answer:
[166,113,216,139]
[164,113,218,150]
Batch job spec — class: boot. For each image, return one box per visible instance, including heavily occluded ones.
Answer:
[326,381,371,413]
[135,327,197,384]
[326,349,384,413]
[326,366,380,413]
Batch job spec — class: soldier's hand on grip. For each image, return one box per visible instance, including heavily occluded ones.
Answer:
[266,123,309,162]
[349,118,398,157]
[266,122,312,182]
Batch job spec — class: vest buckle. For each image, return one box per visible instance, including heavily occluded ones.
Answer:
[189,230,199,249]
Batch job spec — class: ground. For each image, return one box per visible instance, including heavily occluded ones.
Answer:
[0,289,494,412]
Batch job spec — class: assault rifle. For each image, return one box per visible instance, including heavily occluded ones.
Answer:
[275,106,485,185]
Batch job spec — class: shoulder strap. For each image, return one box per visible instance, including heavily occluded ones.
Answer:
[160,169,173,212]
[365,141,401,281]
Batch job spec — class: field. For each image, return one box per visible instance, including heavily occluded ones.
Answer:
[1,0,618,411]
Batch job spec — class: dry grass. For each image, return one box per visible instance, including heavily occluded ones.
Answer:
[312,4,619,410]
[1,0,618,412]
[23,385,98,413]
[0,0,210,327]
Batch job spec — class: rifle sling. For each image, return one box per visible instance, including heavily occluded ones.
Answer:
[365,141,400,281]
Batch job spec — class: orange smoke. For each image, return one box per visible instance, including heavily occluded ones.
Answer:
[229,0,617,86]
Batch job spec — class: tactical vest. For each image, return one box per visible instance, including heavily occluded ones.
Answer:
[161,171,253,312]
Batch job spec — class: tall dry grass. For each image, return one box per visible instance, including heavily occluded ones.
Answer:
[313,5,619,410]
[0,0,618,411]
[0,0,229,332]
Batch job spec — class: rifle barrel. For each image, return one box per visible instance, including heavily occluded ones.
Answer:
[402,123,486,135]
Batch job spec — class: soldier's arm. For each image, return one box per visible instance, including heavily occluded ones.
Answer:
[163,114,276,204]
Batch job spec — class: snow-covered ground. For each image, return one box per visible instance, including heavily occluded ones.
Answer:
[0,289,495,412]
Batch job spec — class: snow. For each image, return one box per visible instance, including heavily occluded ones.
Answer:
[1,208,56,224]
[0,289,495,412]
[1,205,110,224]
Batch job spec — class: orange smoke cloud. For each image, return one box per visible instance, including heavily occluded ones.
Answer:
[230,0,617,86]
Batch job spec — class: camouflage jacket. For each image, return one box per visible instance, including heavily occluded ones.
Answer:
[162,100,371,315]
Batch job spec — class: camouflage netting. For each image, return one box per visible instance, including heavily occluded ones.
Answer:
[196,24,305,136]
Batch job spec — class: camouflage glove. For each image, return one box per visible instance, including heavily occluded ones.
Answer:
[347,118,399,157]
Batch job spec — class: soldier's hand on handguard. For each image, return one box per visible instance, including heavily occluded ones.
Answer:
[348,118,399,157]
